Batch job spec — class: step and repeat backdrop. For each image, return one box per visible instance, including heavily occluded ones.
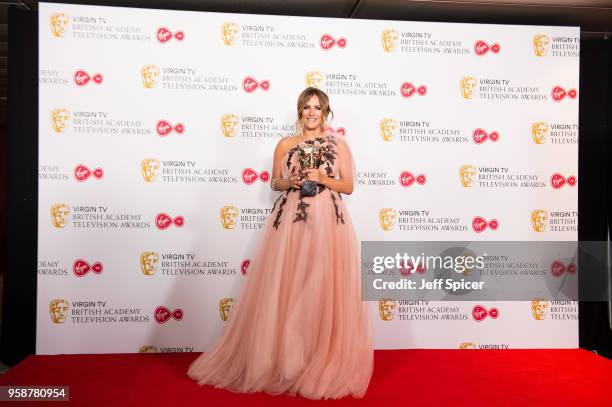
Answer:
[38,2,579,354]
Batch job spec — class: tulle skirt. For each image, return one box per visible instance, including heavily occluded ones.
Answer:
[187,189,374,400]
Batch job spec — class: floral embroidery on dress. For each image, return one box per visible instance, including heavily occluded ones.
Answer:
[272,134,345,229]
[272,192,288,230]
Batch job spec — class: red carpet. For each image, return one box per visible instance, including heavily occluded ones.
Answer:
[0,349,610,406]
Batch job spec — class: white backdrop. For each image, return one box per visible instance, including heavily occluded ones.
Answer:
[38,2,579,354]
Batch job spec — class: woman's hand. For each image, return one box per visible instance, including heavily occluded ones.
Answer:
[288,175,301,189]
[301,168,326,185]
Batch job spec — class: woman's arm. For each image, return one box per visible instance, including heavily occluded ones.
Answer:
[270,137,300,191]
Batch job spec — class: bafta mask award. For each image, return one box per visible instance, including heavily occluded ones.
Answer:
[298,142,322,197]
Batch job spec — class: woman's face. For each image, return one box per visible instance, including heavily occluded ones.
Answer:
[301,95,323,131]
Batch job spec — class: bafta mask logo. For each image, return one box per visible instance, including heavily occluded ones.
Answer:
[381,29,399,52]
[531,298,549,320]
[138,345,159,353]
[50,13,69,37]
[305,70,323,89]
[221,22,240,46]
[378,298,397,321]
[379,208,397,231]
[460,76,477,99]
[49,298,69,323]
[533,34,550,57]
[51,204,70,228]
[219,297,234,321]
[459,165,476,187]
[141,158,160,182]
[51,108,70,133]
[459,342,477,349]
[140,252,160,275]
[458,249,478,276]
[531,122,549,144]
[379,118,397,141]
[220,205,238,229]
[141,65,160,88]
[221,113,239,137]
[531,209,548,232]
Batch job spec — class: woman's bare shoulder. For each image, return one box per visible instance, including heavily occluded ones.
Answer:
[275,135,299,155]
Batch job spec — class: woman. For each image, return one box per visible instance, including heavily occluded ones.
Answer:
[187,87,374,400]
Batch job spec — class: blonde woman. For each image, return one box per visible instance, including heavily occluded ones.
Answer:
[188,87,373,400]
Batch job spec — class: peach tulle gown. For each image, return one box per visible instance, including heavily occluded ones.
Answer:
[187,132,374,400]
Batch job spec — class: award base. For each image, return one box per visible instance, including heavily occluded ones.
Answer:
[301,180,318,197]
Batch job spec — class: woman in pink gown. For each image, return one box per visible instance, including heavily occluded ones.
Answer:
[187,87,374,400]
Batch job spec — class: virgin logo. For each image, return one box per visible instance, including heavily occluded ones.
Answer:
[399,171,426,187]
[473,129,499,144]
[320,34,347,50]
[474,40,500,56]
[399,260,426,276]
[241,259,250,276]
[472,216,499,233]
[154,306,183,323]
[156,27,184,43]
[327,126,346,136]
[73,259,103,277]
[242,168,270,184]
[74,164,103,181]
[551,86,577,102]
[472,305,499,321]
[550,260,577,277]
[550,173,577,189]
[155,213,185,230]
[74,70,103,86]
[243,77,270,93]
[400,82,427,98]
[156,120,184,137]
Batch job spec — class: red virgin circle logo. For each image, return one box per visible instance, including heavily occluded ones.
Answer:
[326,126,346,136]
[399,171,426,187]
[550,173,576,189]
[154,306,183,323]
[320,34,347,50]
[156,27,184,43]
[474,40,500,56]
[400,82,427,98]
[73,259,103,277]
[472,216,499,233]
[156,120,184,137]
[398,260,426,276]
[74,70,103,86]
[550,261,577,277]
[240,259,250,276]
[242,168,270,184]
[551,86,577,102]
[472,129,499,144]
[74,164,103,181]
[243,77,270,93]
[472,305,499,321]
[155,213,185,230]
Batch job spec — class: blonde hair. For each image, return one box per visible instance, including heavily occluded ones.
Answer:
[295,87,333,134]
